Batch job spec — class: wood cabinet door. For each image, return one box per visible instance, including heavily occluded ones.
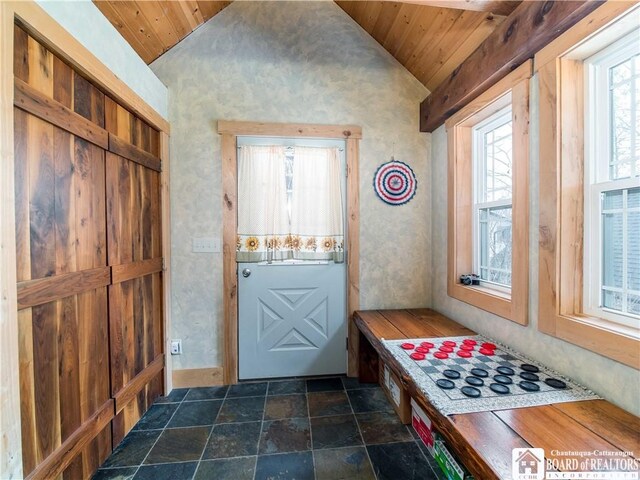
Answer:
[13,25,165,479]
[14,26,113,480]
[105,97,164,445]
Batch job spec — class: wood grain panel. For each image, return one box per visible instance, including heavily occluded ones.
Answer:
[108,273,163,399]
[93,0,231,63]
[114,355,164,413]
[17,267,110,310]
[108,133,161,171]
[552,401,640,460]
[12,24,164,480]
[495,406,630,468]
[18,289,110,478]
[24,399,113,480]
[112,258,163,284]
[420,0,604,131]
[450,412,531,479]
[111,370,163,446]
[106,153,162,266]
[336,2,507,93]
[14,79,108,149]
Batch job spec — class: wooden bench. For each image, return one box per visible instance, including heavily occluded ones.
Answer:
[353,308,640,479]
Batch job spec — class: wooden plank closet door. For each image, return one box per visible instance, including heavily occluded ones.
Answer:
[13,24,165,479]
[13,26,112,480]
[105,97,164,445]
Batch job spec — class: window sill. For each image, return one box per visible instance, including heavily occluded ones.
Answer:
[540,312,640,369]
[447,281,527,326]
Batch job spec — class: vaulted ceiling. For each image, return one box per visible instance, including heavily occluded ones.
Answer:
[94,1,520,93]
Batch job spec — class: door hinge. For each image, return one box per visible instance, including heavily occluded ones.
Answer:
[346,337,349,350]
[162,258,166,272]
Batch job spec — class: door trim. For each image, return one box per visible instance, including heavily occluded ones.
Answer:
[218,120,361,384]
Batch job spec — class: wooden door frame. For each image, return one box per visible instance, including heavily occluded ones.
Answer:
[0,3,170,477]
[217,120,361,385]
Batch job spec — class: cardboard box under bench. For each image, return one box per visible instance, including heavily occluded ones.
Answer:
[379,360,411,424]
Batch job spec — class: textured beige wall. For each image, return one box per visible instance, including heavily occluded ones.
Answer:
[431,76,640,415]
[151,1,431,370]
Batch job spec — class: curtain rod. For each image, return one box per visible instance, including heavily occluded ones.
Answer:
[237,145,344,151]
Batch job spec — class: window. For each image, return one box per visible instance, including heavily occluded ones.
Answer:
[446,62,531,325]
[473,106,513,290]
[536,2,639,369]
[585,33,640,327]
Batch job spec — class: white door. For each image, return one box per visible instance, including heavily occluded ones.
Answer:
[238,261,346,379]
[237,137,347,380]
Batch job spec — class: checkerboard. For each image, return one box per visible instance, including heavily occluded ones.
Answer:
[383,335,600,415]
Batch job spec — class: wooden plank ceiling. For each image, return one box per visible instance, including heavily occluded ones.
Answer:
[94,1,518,93]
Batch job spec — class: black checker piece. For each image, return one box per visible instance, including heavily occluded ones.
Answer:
[470,368,488,378]
[461,386,481,398]
[436,379,456,390]
[496,366,515,376]
[489,383,510,395]
[545,378,567,389]
[520,372,540,382]
[443,369,461,379]
[493,375,513,385]
[465,376,484,387]
[518,381,540,392]
[521,364,540,373]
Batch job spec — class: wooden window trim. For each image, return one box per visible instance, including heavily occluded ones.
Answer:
[218,121,361,384]
[535,3,640,369]
[445,61,531,326]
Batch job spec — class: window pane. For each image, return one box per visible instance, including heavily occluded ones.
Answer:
[478,206,512,287]
[611,58,632,85]
[602,189,623,209]
[602,209,623,289]
[485,121,512,202]
[628,209,639,291]
[628,293,640,316]
[602,289,624,311]
[611,80,632,178]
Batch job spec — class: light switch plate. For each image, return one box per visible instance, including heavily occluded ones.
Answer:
[192,237,220,253]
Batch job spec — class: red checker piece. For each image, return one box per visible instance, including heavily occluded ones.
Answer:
[460,344,474,351]
[401,343,415,350]
[410,352,426,361]
[481,342,496,350]
[439,345,454,353]
[415,346,430,354]
[463,339,477,346]
[442,340,457,347]
[420,341,435,348]
[479,348,495,356]
[456,350,472,358]
[433,351,449,360]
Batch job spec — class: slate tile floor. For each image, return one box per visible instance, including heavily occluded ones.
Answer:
[94,376,446,480]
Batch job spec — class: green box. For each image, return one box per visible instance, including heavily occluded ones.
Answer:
[434,440,474,480]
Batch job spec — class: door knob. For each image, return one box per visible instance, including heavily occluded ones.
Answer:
[242,268,251,278]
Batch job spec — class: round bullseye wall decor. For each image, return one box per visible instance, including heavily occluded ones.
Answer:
[373,158,417,206]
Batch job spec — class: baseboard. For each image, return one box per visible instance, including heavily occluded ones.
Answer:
[172,367,224,388]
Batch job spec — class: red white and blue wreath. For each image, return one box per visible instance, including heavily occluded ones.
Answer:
[373,159,417,206]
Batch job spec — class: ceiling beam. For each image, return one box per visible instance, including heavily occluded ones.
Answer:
[395,0,520,16]
[419,0,604,132]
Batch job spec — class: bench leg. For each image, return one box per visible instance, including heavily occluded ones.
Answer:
[358,331,379,384]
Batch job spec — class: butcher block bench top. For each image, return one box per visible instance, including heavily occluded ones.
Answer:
[353,308,640,480]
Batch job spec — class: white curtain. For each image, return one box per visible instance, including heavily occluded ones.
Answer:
[290,147,344,262]
[236,145,344,263]
[237,145,289,262]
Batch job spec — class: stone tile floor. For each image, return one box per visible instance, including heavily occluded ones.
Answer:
[93,376,446,480]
